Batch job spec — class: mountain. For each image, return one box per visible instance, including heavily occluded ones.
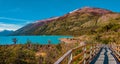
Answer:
[68,7,112,14]
[0,30,14,36]
[11,7,120,36]
[11,17,59,35]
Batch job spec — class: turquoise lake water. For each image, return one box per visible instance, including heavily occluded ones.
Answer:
[0,36,72,45]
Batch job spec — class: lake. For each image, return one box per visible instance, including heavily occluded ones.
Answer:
[0,36,72,45]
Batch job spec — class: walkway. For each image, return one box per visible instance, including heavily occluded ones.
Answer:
[90,46,118,64]
[54,44,120,64]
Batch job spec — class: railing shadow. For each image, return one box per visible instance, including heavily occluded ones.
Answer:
[104,47,108,64]
[90,47,103,64]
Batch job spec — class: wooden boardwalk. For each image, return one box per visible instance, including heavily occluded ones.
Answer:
[91,46,117,64]
[54,43,120,64]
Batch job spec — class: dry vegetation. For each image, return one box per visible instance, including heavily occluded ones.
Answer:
[0,41,79,64]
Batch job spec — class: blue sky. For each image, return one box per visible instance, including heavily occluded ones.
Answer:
[0,0,120,31]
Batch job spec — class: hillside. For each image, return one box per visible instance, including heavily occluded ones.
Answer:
[11,17,59,35]
[11,7,120,36]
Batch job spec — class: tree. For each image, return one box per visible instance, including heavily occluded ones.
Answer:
[48,40,51,44]
[26,39,32,49]
[47,40,51,47]
[12,38,17,45]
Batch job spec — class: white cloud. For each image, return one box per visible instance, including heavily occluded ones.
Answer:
[0,22,22,31]
[0,17,33,22]
[0,17,34,31]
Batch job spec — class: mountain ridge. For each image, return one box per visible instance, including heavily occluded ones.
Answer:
[11,7,120,36]
[68,7,112,14]
[0,30,14,36]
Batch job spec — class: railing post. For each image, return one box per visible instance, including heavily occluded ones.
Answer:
[68,53,72,64]
[95,44,97,54]
[96,44,98,53]
[83,46,86,64]
[118,45,120,56]
[114,44,116,53]
[93,44,95,56]
[90,44,92,59]
[119,45,120,55]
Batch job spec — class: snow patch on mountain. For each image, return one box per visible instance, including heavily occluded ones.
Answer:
[69,9,79,13]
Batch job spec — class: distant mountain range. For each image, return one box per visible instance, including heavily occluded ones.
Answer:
[11,7,120,36]
[0,30,14,36]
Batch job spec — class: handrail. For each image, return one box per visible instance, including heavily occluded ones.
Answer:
[109,43,120,61]
[54,43,102,64]
[54,49,72,64]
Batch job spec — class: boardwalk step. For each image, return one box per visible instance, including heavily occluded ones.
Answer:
[109,61,117,64]
[97,58,104,61]
[95,61,104,64]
